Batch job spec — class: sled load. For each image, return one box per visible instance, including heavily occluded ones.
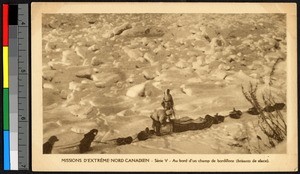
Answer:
[172,115,215,133]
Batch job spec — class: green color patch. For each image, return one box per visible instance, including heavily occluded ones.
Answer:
[3,88,9,130]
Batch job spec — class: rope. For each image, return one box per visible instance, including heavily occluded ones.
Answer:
[53,137,131,150]
[53,141,81,149]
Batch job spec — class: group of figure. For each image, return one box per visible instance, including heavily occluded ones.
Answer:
[43,88,286,154]
[150,89,176,136]
[136,89,176,141]
[43,129,98,154]
[44,87,287,154]
[43,89,176,153]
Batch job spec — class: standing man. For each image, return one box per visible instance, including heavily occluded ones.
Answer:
[161,89,175,119]
[161,89,174,110]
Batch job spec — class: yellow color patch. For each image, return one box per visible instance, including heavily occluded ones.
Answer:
[3,47,9,88]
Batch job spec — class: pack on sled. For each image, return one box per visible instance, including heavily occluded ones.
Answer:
[160,115,214,133]
[173,115,215,132]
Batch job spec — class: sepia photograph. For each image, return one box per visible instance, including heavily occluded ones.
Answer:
[32,2,297,172]
[41,13,288,155]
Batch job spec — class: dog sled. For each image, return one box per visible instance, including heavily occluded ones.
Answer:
[158,115,223,134]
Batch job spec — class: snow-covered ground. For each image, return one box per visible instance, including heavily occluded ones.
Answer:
[42,14,287,154]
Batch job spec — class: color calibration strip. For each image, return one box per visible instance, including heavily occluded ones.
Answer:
[9,4,19,170]
[2,4,28,170]
[17,4,29,170]
[3,4,10,170]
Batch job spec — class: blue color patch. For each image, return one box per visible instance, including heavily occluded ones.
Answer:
[4,131,10,170]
